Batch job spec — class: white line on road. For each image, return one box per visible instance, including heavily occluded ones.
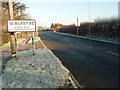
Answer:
[106,51,119,56]
[80,44,93,48]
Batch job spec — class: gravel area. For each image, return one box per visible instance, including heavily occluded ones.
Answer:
[2,49,77,88]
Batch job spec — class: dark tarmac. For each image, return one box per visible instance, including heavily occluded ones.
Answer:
[39,31,119,88]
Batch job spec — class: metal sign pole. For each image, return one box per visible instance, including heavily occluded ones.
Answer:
[32,32,35,55]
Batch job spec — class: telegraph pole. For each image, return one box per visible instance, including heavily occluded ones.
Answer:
[77,18,79,35]
[9,0,16,57]
[89,0,91,36]
[118,2,120,41]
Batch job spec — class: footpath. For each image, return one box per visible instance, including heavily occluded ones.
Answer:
[1,34,80,88]
[55,32,120,45]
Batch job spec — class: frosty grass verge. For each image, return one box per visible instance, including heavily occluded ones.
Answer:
[2,49,77,88]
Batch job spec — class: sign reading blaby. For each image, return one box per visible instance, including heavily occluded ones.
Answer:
[8,20,36,32]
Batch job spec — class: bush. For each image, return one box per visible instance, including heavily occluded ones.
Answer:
[57,25,77,35]
[57,17,120,41]
[2,32,10,45]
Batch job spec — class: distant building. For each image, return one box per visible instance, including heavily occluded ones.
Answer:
[118,1,120,19]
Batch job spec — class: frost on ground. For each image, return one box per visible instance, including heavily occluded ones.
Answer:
[2,49,77,88]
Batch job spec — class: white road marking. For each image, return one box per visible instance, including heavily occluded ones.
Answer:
[106,51,119,56]
[80,44,93,48]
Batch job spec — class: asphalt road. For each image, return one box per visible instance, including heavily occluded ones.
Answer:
[39,31,119,88]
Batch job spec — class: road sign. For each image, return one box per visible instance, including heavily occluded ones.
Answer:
[8,20,36,32]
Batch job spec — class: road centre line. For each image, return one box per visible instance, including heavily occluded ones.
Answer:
[80,43,93,48]
[106,51,119,56]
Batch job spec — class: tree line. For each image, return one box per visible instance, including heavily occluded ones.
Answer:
[51,23,63,28]
[56,17,120,42]
[1,0,31,45]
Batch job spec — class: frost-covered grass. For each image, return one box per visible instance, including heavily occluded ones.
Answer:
[2,38,26,48]
[2,49,77,88]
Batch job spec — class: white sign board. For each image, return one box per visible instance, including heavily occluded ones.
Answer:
[8,20,36,32]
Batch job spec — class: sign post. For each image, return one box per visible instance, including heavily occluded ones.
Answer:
[75,18,80,35]
[8,20,36,56]
[32,32,35,55]
[8,0,16,57]
[77,18,79,35]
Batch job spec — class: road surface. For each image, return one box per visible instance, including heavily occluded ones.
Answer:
[39,31,119,88]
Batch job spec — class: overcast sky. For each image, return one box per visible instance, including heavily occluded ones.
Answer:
[20,0,119,27]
